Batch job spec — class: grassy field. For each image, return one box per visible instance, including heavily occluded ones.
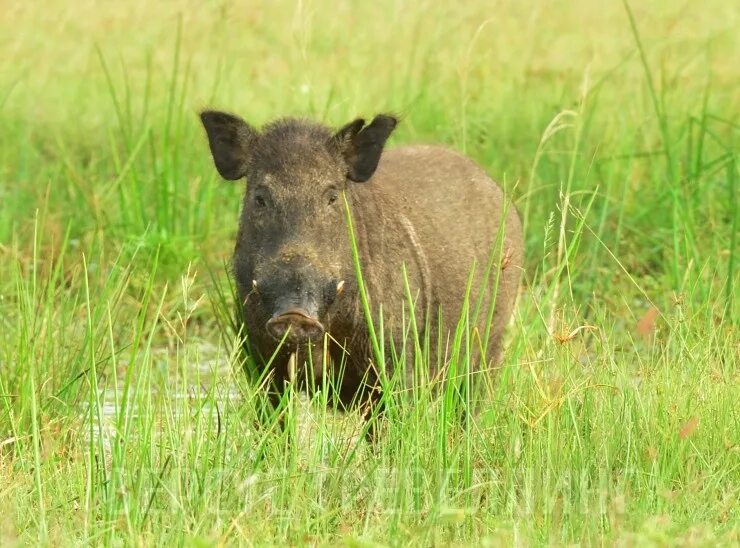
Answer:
[1,0,738,545]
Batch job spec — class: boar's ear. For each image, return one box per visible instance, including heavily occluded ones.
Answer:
[331,114,398,182]
[200,110,259,180]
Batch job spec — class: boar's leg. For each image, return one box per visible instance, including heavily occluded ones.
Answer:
[250,350,293,435]
[253,375,288,433]
[326,365,385,443]
[359,391,385,444]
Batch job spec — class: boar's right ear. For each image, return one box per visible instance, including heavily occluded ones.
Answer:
[200,110,259,180]
[331,114,398,182]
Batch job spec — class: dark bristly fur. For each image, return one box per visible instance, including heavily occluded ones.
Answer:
[200,110,524,432]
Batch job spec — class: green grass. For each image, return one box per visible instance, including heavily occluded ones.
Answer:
[1,0,738,545]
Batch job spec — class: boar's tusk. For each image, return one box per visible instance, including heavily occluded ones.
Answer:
[336,280,345,295]
[252,280,259,290]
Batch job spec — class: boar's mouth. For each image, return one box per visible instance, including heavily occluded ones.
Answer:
[266,308,325,345]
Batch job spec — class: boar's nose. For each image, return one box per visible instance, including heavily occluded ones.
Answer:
[266,308,325,344]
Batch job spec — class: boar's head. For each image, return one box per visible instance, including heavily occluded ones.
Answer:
[200,111,397,350]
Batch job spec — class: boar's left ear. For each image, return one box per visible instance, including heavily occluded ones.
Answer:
[200,110,259,180]
[331,114,398,182]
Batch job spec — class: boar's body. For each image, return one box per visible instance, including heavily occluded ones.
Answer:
[200,112,523,418]
[344,145,521,369]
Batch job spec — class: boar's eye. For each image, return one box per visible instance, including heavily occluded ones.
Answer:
[326,189,339,206]
[255,195,266,207]
[251,185,272,210]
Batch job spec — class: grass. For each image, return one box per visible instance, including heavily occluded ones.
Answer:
[1,0,738,545]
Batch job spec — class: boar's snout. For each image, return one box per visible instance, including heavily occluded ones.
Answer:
[252,254,342,345]
[266,308,325,344]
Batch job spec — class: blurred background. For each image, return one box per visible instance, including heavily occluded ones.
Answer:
[2,0,737,287]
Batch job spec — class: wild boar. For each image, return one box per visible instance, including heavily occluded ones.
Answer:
[200,110,523,426]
